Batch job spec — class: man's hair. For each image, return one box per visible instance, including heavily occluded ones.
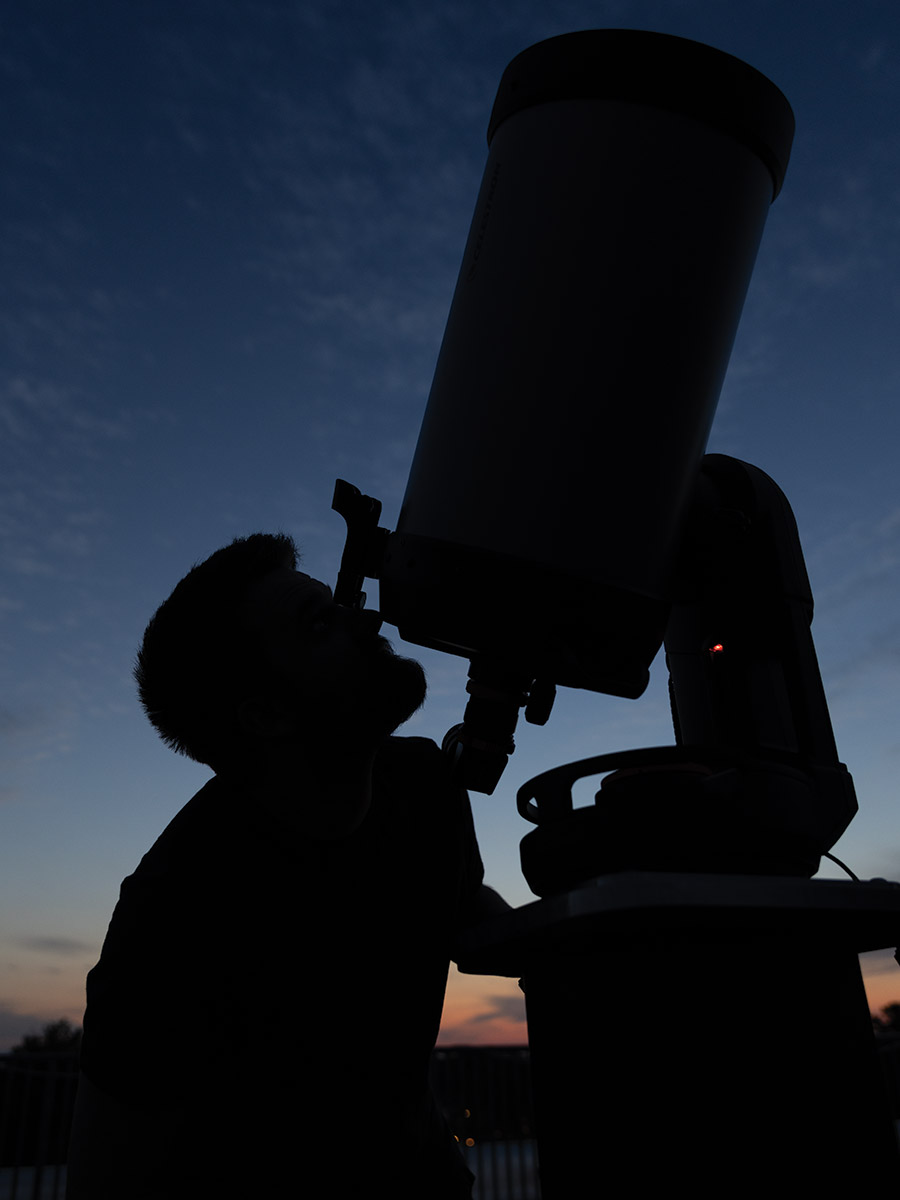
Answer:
[134,532,299,767]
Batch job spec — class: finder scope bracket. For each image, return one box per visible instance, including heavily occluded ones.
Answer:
[331,479,389,610]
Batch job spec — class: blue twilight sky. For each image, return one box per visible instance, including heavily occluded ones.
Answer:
[2,0,900,1049]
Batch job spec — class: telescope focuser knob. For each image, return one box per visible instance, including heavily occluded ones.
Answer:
[525,679,557,726]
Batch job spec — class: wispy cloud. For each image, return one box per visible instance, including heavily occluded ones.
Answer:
[858,42,889,74]
[1,376,130,451]
[438,987,527,1045]
[809,521,900,702]
[786,161,897,294]
[0,373,129,585]
[470,990,527,1027]
[861,947,899,978]
[14,936,95,956]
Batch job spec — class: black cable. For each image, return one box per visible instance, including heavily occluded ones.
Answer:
[823,851,860,882]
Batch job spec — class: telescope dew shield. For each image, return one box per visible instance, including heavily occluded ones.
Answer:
[379,30,794,698]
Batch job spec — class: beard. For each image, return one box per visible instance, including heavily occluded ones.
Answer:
[278,635,427,749]
[363,638,427,737]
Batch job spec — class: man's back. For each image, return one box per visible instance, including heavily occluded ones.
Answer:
[68,737,480,1197]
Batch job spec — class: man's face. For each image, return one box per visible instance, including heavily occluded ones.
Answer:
[242,566,426,745]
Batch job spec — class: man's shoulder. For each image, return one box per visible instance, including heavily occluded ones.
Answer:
[381,734,441,760]
[377,736,453,782]
[124,775,238,883]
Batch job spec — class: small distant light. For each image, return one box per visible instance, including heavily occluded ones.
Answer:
[465,1138,476,1147]
[464,1109,471,1119]
[709,643,725,654]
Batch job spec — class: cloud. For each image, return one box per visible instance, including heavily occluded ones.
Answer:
[470,991,526,1027]
[14,936,95,957]
[0,706,28,735]
[0,377,72,442]
[0,376,129,451]
[858,42,889,74]
[860,947,899,979]
[0,374,128,585]
[0,700,58,752]
[804,505,900,685]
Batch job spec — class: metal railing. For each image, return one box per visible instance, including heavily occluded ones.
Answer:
[0,1051,78,1199]
[431,1046,540,1199]
[1,1045,539,1198]
[8,1037,900,1199]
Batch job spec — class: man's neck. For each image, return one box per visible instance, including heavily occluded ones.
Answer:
[223,742,379,839]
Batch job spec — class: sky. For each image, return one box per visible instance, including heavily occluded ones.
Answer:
[2,0,899,1052]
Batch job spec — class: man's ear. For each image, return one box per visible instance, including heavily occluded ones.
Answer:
[236,697,293,740]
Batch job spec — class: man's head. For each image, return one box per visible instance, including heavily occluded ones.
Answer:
[134,533,426,770]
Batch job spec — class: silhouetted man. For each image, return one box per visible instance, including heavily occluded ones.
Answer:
[68,533,507,1198]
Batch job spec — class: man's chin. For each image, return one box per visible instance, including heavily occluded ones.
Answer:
[288,645,428,744]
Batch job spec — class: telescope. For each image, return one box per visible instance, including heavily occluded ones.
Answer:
[331,30,900,1194]
[334,28,796,793]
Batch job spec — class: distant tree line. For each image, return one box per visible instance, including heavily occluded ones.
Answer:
[8,1020,82,1056]
[872,1004,900,1035]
